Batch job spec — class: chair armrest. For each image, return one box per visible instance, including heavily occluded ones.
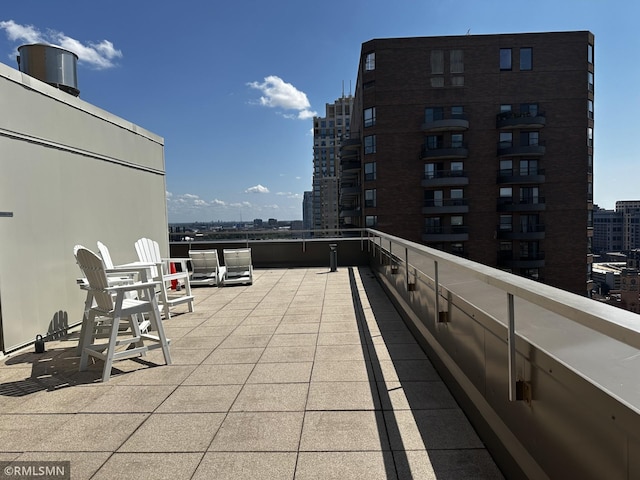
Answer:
[105,280,160,293]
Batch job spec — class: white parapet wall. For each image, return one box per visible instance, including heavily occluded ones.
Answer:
[0,61,169,352]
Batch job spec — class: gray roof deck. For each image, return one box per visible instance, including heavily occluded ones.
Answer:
[0,267,503,479]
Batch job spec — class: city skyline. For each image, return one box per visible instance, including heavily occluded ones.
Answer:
[1,1,639,222]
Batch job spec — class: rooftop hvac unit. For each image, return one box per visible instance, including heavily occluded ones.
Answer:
[17,43,80,97]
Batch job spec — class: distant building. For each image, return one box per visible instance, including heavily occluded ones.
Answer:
[302,191,313,230]
[616,201,640,251]
[342,31,595,295]
[312,94,354,233]
[593,205,623,253]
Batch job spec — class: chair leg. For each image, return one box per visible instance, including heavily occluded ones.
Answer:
[79,310,98,371]
[147,296,171,366]
[101,314,122,382]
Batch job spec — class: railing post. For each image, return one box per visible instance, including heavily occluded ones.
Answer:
[434,260,439,327]
[508,293,517,402]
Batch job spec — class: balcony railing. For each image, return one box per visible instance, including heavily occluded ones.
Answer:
[497,168,546,184]
[497,140,546,157]
[497,223,546,240]
[422,114,470,132]
[421,142,469,159]
[422,169,469,187]
[496,110,546,129]
[497,196,546,211]
[422,198,469,214]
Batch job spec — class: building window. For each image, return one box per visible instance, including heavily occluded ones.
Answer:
[588,127,593,147]
[450,189,464,205]
[365,215,377,227]
[425,190,444,207]
[426,135,443,150]
[588,44,594,64]
[520,186,539,204]
[365,52,375,71]
[588,99,594,119]
[500,215,513,231]
[588,71,594,92]
[364,107,376,127]
[500,159,513,175]
[364,135,376,154]
[365,189,377,207]
[451,161,464,175]
[521,131,539,146]
[520,159,538,175]
[431,50,444,74]
[430,77,444,88]
[451,215,465,233]
[425,107,444,122]
[500,187,513,199]
[425,217,441,233]
[451,106,464,118]
[520,103,538,116]
[451,133,464,148]
[500,132,513,148]
[500,48,512,70]
[520,47,532,70]
[451,76,465,87]
[450,49,464,73]
[501,104,512,113]
[364,162,376,181]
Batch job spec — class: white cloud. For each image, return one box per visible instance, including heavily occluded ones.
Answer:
[276,192,303,199]
[0,19,122,69]
[245,184,270,194]
[247,75,317,120]
[183,193,200,199]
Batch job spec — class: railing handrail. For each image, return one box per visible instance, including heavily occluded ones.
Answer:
[366,228,640,352]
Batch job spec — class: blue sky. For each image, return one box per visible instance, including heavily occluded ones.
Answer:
[1,1,638,222]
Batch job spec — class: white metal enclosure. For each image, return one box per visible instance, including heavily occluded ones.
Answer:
[0,61,168,352]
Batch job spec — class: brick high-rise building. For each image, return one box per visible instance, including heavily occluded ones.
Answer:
[312,94,354,233]
[342,32,595,295]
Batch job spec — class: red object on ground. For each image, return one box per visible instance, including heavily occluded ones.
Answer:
[170,262,177,290]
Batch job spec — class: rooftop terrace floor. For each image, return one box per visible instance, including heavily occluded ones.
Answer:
[0,267,503,479]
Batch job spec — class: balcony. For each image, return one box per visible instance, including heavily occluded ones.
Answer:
[422,198,469,214]
[341,159,361,172]
[496,111,546,129]
[497,250,546,268]
[498,140,546,157]
[340,133,361,150]
[497,168,546,184]
[497,196,546,212]
[421,142,469,160]
[339,206,361,218]
[422,114,469,132]
[422,225,469,242]
[422,169,469,187]
[497,224,546,240]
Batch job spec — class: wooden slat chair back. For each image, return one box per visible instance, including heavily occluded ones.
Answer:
[73,245,171,382]
[134,237,194,319]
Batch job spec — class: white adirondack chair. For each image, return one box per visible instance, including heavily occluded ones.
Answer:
[222,248,254,286]
[188,250,226,286]
[134,237,194,319]
[74,245,171,382]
